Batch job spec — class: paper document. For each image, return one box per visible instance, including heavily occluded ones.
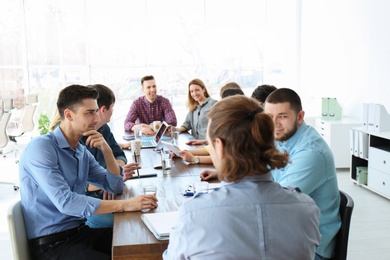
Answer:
[141,211,179,240]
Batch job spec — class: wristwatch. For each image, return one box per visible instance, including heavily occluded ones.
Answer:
[193,156,200,164]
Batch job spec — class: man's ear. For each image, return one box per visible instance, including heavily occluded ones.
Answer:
[99,106,106,113]
[64,108,73,121]
[297,110,305,125]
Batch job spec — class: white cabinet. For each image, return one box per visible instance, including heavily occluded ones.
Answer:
[351,130,390,199]
[315,118,360,168]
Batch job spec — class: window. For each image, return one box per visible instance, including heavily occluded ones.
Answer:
[0,0,299,132]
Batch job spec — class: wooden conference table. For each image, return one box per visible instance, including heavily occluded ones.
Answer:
[112,133,215,260]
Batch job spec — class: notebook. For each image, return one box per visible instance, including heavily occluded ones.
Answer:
[141,121,169,149]
[141,211,179,240]
[130,168,158,179]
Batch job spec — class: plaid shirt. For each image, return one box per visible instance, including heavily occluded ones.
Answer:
[124,95,177,131]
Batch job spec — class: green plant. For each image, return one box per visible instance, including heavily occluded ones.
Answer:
[38,114,50,135]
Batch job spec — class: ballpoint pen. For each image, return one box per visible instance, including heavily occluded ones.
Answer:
[134,152,140,179]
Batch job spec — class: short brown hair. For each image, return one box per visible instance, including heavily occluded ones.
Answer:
[207,95,288,182]
[219,82,242,98]
[141,75,155,86]
[265,88,302,114]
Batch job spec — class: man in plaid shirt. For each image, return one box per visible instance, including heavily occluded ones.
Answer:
[124,75,177,135]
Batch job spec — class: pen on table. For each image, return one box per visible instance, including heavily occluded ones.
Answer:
[134,152,140,178]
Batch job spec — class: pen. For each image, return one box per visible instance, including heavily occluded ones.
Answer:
[134,152,140,179]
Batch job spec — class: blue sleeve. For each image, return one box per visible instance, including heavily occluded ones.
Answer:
[273,149,327,195]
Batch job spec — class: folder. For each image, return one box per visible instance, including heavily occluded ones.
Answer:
[356,166,368,185]
[358,131,369,159]
[328,98,342,120]
[321,98,329,120]
[353,130,359,157]
[367,103,376,131]
[374,104,390,132]
[141,211,179,240]
[349,129,355,155]
[362,103,369,130]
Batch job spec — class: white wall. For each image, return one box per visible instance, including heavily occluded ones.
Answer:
[299,0,390,121]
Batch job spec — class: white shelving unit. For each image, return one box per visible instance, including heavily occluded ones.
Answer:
[315,118,361,168]
[350,128,390,199]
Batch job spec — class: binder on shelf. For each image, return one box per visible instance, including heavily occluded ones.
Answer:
[358,131,369,159]
[356,166,368,185]
[374,104,390,132]
[321,98,342,120]
[353,129,359,157]
[362,103,369,130]
[363,103,390,132]
[367,103,376,131]
[349,129,355,155]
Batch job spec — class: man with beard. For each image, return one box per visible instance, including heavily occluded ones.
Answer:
[124,75,177,135]
[263,88,341,260]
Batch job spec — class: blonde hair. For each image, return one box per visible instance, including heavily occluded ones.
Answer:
[186,78,211,112]
[48,108,60,132]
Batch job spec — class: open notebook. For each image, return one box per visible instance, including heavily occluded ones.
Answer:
[141,211,179,240]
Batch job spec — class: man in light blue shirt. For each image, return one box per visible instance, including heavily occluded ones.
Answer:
[164,95,321,259]
[264,88,341,260]
[20,85,158,259]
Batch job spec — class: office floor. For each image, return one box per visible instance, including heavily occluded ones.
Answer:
[1,151,390,259]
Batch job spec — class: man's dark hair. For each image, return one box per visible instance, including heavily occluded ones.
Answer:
[251,84,277,103]
[141,75,155,85]
[57,85,99,119]
[88,84,115,109]
[265,88,302,113]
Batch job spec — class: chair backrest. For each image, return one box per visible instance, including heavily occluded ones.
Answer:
[21,104,37,133]
[7,200,31,260]
[332,190,354,260]
[0,111,12,148]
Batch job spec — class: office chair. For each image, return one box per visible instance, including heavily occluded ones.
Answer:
[7,200,32,260]
[7,100,38,163]
[332,190,354,260]
[0,110,19,191]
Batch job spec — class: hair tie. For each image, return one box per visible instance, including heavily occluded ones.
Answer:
[248,108,261,120]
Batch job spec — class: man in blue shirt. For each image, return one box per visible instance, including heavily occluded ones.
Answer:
[264,88,341,260]
[19,85,158,259]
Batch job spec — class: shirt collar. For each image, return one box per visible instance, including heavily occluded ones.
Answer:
[197,97,211,108]
[53,126,81,151]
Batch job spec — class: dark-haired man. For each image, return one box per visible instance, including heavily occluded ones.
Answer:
[20,85,157,259]
[264,88,341,260]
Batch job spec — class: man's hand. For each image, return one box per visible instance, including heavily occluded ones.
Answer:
[124,195,158,211]
[122,163,141,181]
[140,124,155,136]
[83,130,111,152]
[200,170,218,180]
[101,190,115,200]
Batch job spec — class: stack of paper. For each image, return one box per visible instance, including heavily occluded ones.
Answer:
[141,211,179,240]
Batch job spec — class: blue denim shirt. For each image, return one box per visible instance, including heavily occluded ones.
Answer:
[272,121,341,258]
[19,127,124,239]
